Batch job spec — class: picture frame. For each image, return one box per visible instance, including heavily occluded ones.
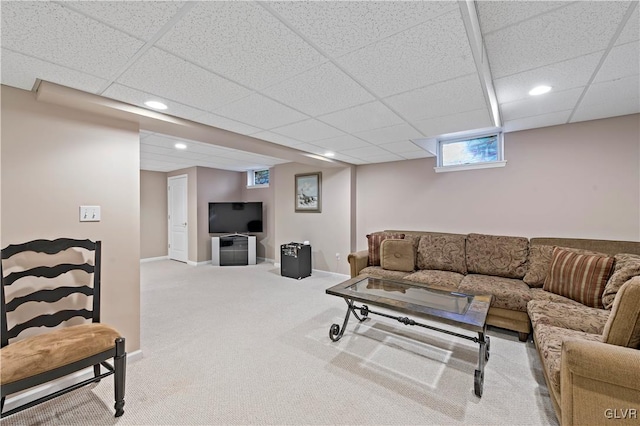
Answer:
[295,172,322,213]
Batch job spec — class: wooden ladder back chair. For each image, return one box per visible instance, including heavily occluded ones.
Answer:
[0,238,126,418]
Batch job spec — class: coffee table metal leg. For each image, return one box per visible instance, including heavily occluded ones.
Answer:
[474,331,488,397]
[329,299,354,341]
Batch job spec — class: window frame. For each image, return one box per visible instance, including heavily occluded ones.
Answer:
[434,129,506,173]
[247,168,270,188]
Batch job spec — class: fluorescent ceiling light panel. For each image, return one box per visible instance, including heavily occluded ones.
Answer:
[528,85,552,96]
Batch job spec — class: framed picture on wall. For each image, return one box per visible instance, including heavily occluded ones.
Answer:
[295,172,321,213]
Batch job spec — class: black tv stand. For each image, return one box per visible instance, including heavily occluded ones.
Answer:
[211,235,256,266]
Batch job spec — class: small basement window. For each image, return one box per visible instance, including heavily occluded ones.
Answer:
[247,169,270,188]
[435,131,506,173]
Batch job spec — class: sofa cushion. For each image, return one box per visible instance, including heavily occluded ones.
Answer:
[527,299,610,334]
[543,247,615,309]
[359,266,411,281]
[403,270,464,290]
[602,253,640,310]
[528,288,585,306]
[416,234,467,274]
[366,232,405,266]
[458,274,532,312]
[602,276,640,349]
[466,233,529,279]
[523,245,554,288]
[533,324,602,397]
[380,239,415,272]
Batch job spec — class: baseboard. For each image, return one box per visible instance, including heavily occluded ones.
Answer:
[3,349,143,412]
[188,260,211,266]
[312,269,350,279]
[140,256,168,263]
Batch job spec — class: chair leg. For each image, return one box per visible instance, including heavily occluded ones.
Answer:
[113,337,126,417]
[93,364,101,381]
[1,396,5,413]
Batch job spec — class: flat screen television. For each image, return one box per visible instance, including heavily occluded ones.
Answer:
[208,202,263,234]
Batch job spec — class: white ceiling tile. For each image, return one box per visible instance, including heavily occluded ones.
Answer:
[64,1,186,41]
[571,96,640,123]
[319,101,404,133]
[594,41,640,83]
[401,150,435,159]
[477,1,569,35]
[359,153,405,163]
[290,143,325,156]
[345,158,371,165]
[379,141,423,154]
[117,48,253,112]
[157,1,325,89]
[501,87,584,121]
[141,143,211,161]
[1,48,107,92]
[337,9,476,97]
[102,83,207,120]
[580,75,640,107]
[312,135,371,151]
[385,74,487,122]
[485,2,631,78]
[616,5,639,45]
[193,112,262,136]
[250,131,304,147]
[271,119,344,142]
[1,2,144,79]
[262,62,374,116]
[340,145,390,159]
[143,134,233,156]
[354,123,424,145]
[412,109,493,137]
[269,1,458,58]
[493,52,602,104]
[213,94,308,129]
[502,110,572,133]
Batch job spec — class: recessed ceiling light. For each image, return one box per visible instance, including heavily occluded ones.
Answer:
[174,143,187,150]
[144,100,168,110]
[324,151,335,157]
[529,85,552,96]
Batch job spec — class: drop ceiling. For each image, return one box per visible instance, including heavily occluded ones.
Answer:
[2,1,638,172]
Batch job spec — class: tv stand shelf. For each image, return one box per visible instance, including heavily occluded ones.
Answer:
[212,235,256,266]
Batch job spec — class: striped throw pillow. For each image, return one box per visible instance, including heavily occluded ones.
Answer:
[366,232,404,266]
[543,247,615,308]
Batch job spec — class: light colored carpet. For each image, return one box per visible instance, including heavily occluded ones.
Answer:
[2,260,559,425]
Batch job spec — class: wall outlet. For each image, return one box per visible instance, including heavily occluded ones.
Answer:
[336,253,340,261]
[80,206,101,222]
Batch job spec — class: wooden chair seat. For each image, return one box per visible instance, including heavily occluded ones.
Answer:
[1,323,120,386]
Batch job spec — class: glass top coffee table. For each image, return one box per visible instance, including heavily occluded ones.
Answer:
[326,275,493,397]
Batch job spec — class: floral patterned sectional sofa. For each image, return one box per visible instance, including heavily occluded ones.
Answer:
[347,230,640,426]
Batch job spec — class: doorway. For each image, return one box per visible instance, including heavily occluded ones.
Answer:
[168,175,188,263]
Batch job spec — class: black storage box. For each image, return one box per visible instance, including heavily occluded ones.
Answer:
[281,242,312,279]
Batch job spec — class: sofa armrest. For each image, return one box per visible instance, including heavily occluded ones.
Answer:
[347,250,369,278]
[561,340,640,426]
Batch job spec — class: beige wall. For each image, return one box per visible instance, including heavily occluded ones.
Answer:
[356,114,640,250]
[274,163,354,275]
[140,170,168,259]
[195,166,243,262]
[1,85,141,351]
[241,168,276,260]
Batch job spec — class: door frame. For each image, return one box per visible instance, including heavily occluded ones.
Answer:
[167,174,188,263]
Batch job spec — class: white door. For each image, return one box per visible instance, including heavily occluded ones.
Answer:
[168,175,188,263]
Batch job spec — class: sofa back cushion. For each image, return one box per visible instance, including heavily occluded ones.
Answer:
[602,276,640,349]
[523,245,554,287]
[602,253,640,310]
[466,233,529,279]
[366,232,405,266]
[543,247,615,309]
[416,234,467,274]
[380,239,415,272]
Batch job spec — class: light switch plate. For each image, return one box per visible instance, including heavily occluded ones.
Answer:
[79,206,101,222]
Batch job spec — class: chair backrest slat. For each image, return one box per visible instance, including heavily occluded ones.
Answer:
[8,309,93,340]
[6,286,93,312]
[3,263,95,286]
[1,239,101,346]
